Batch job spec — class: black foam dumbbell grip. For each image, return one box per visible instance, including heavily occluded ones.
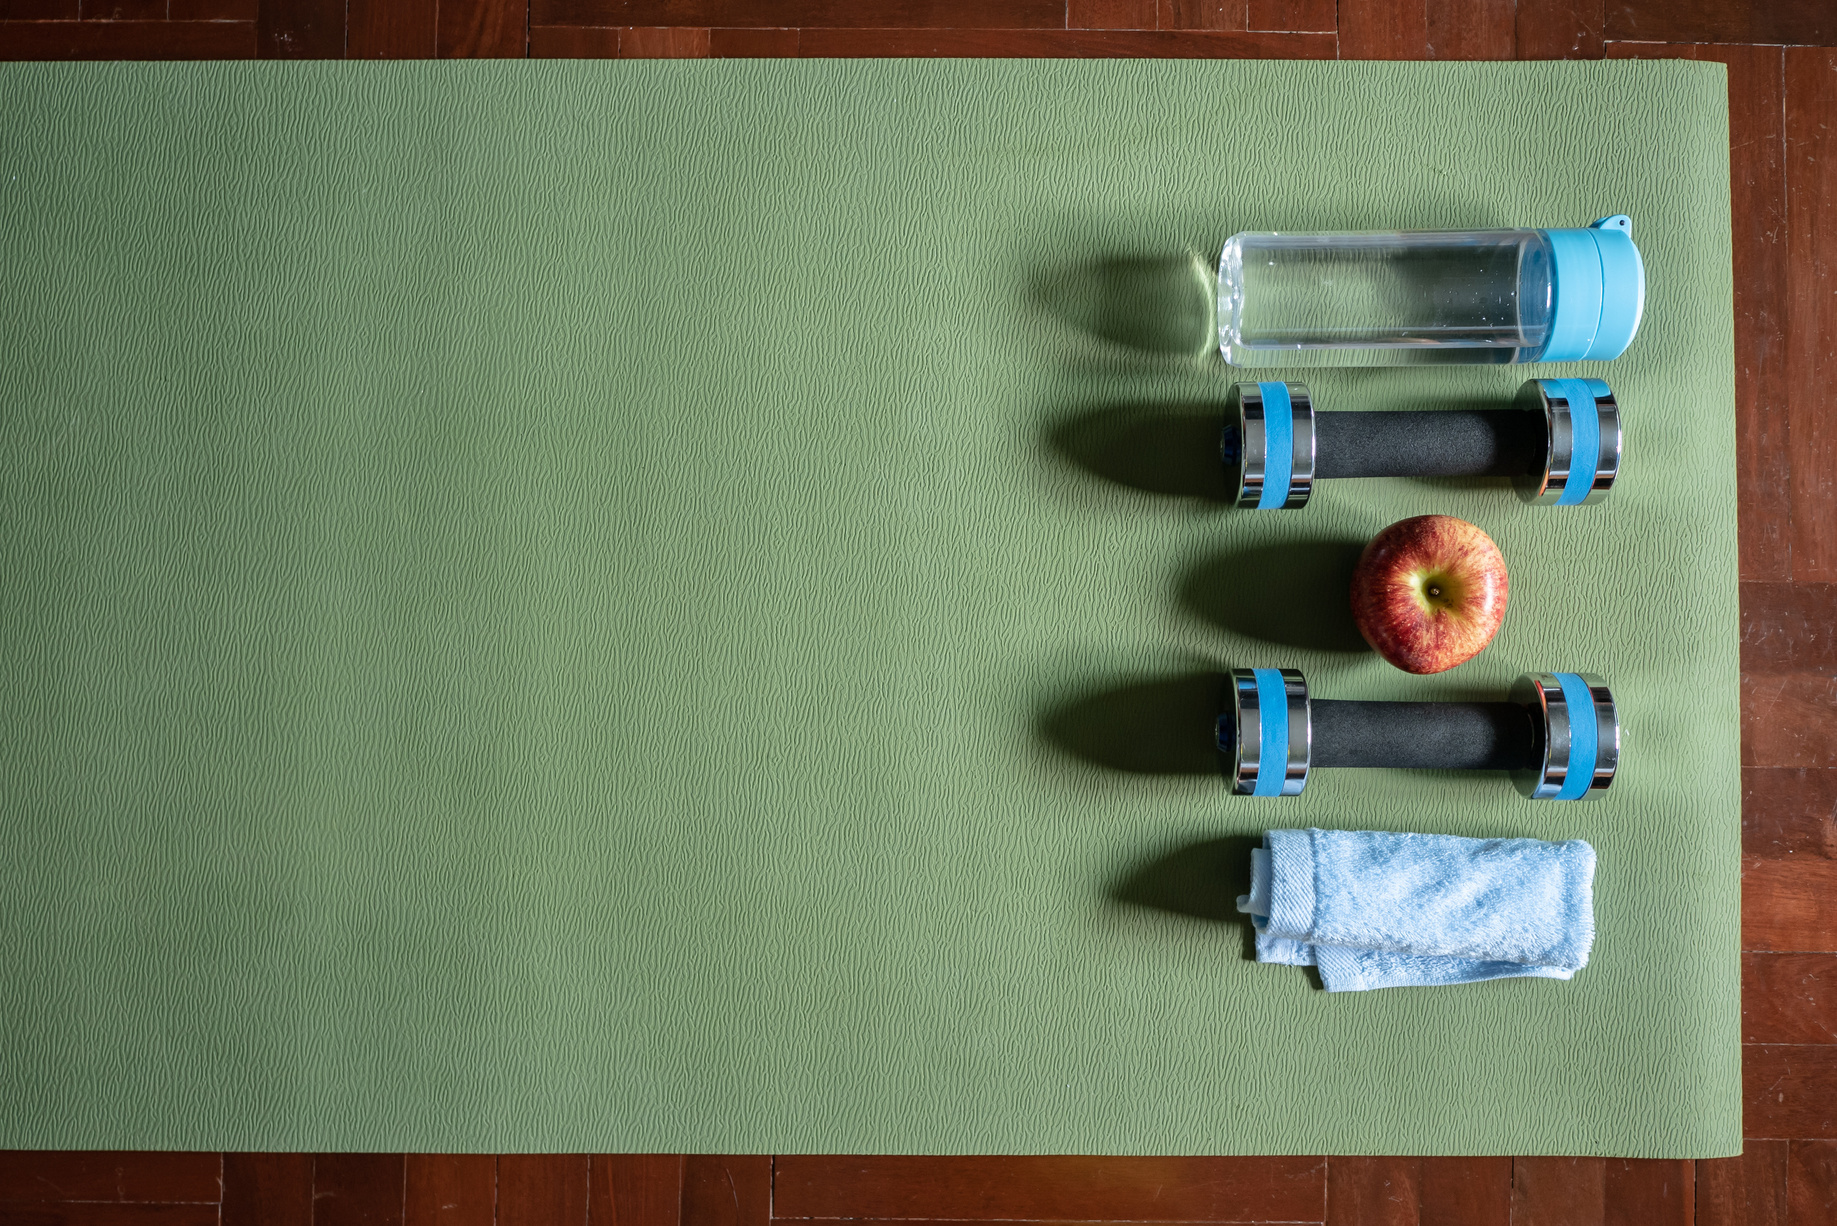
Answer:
[1310,411,1547,480]
[1309,700,1539,771]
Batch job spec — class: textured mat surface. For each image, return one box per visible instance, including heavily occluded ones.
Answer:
[0,60,1738,1155]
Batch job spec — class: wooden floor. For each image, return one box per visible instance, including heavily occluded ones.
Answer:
[1,0,1834,1220]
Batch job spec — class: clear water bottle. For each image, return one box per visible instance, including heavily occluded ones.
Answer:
[1218,216,1644,367]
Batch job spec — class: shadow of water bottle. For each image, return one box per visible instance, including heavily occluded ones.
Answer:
[1033,252,1218,359]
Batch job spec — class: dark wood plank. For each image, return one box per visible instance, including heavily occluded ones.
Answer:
[1156,0,1246,31]
[710,27,798,54]
[1327,1158,1416,1226]
[1069,0,1157,27]
[1744,768,1837,858]
[1746,1045,1837,1138]
[530,24,618,53]
[0,18,255,55]
[500,1157,587,1226]
[620,25,710,55]
[0,1156,221,1206]
[80,0,166,22]
[1743,856,1837,951]
[1515,0,1601,58]
[1509,1157,1603,1226]
[0,1208,219,1226]
[224,1156,311,1226]
[1337,0,1427,58]
[1787,1141,1837,1224]
[438,0,524,55]
[170,0,256,22]
[348,0,434,56]
[587,1156,679,1226]
[1428,0,1512,59]
[1247,0,1333,33]
[1605,43,1789,579]
[1743,583,1837,673]
[1602,1161,1690,1226]
[0,0,78,19]
[404,1158,492,1226]
[1419,1157,1510,1226]
[1743,675,1837,769]
[1787,47,1837,584]
[1696,1141,1787,1226]
[1745,952,1837,1043]
[313,1157,404,1226]
[794,27,1336,55]
[679,1159,766,1226]
[772,1157,1326,1223]
[1724,45,1792,581]
[1605,1,1834,47]
[256,0,342,56]
[530,0,1063,29]
[782,1221,1317,1226]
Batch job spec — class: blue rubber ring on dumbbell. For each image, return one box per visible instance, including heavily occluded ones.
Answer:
[1554,672,1598,800]
[1252,667,1288,796]
[1545,379,1599,507]
[1257,382,1292,511]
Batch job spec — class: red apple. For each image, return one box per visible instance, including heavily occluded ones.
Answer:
[1350,515,1508,674]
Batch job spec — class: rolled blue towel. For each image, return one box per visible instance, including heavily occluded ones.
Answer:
[1236,828,1596,993]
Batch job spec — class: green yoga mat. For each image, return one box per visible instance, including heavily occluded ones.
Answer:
[0,59,1739,1156]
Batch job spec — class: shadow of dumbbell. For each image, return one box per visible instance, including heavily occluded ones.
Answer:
[1046,404,1235,502]
[1177,540,1371,654]
[1037,672,1226,775]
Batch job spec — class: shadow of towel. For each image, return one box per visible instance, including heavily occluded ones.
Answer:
[1110,836,1261,960]
[1034,253,1218,358]
[1037,672,1225,776]
[1178,540,1372,654]
[1046,404,1234,502]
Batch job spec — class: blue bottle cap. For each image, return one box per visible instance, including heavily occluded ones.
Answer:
[1532,215,1645,363]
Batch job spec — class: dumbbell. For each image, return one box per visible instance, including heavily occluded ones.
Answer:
[1222,378,1622,510]
[1217,667,1618,800]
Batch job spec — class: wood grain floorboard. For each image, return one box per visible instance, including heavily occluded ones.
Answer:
[1742,768,1837,858]
[1745,952,1837,1043]
[772,1157,1327,1223]
[1743,856,1837,951]
[1336,0,1427,58]
[0,1156,221,1206]
[404,1158,492,1226]
[1515,0,1602,58]
[1247,0,1333,34]
[347,0,435,56]
[438,0,526,55]
[1742,674,1837,769]
[1743,583,1837,674]
[618,25,710,55]
[1426,0,1512,59]
[1786,47,1837,583]
[1605,0,1836,47]
[1418,1157,1510,1226]
[223,1157,311,1226]
[1068,0,1158,29]
[500,1158,586,1226]
[679,1158,766,1226]
[1155,0,1248,31]
[529,0,1064,30]
[1509,1157,1605,1226]
[1696,1140,1787,1226]
[708,27,798,54]
[587,1157,680,1226]
[0,1207,220,1226]
[255,0,341,56]
[1746,1046,1837,1137]
[0,0,79,19]
[793,26,1336,55]
[1325,1157,1416,1226]
[1787,1140,1837,1221]
[312,1157,404,1226]
[1602,1159,1692,1226]
[0,19,254,56]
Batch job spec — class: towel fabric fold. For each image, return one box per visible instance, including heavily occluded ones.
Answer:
[1236,828,1597,992]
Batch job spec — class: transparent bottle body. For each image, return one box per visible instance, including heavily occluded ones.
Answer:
[1218,230,1554,367]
